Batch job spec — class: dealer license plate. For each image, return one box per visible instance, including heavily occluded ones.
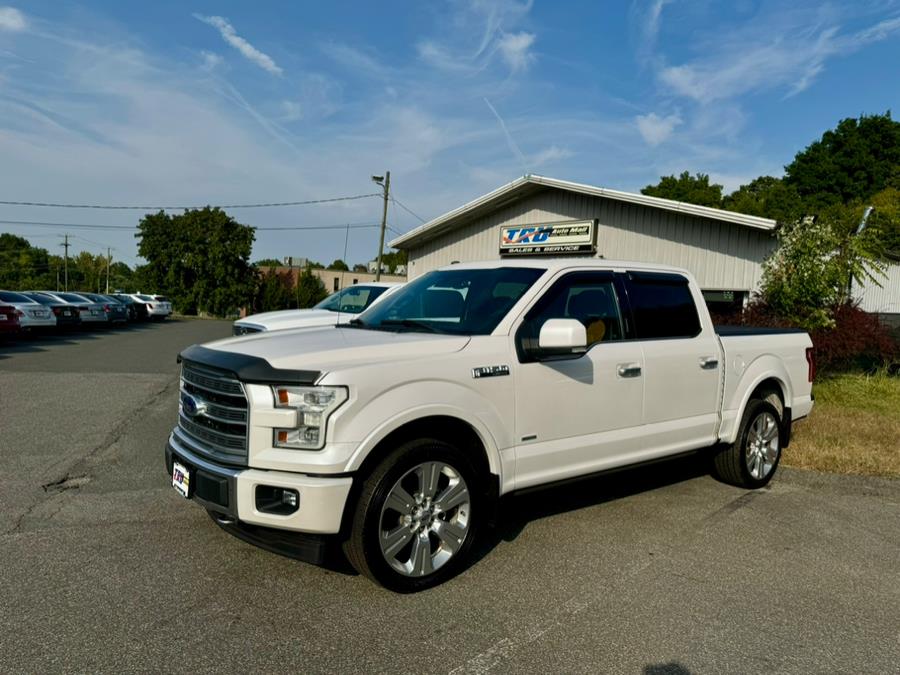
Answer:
[172,461,190,498]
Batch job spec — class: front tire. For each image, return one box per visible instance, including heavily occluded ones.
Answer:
[712,399,783,489]
[343,438,482,592]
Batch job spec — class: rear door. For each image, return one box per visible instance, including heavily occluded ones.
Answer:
[622,271,721,455]
[512,271,645,488]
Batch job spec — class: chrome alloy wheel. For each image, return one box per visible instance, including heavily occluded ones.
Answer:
[746,411,780,480]
[378,461,471,577]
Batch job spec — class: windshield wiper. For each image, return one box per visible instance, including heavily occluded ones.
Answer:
[379,319,439,333]
[345,318,370,329]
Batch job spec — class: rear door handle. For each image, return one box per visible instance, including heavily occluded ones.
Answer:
[617,362,642,378]
[699,356,719,370]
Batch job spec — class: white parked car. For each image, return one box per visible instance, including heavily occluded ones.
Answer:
[0,291,56,330]
[166,259,814,592]
[129,294,171,320]
[233,283,403,335]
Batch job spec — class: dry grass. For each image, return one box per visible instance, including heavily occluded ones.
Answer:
[785,372,900,477]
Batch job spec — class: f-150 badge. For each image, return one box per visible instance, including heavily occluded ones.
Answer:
[472,365,510,379]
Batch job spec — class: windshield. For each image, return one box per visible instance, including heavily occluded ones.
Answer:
[58,293,88,303]
[314,285,390,314]
[137,294,154,301]
[357,267,544,335]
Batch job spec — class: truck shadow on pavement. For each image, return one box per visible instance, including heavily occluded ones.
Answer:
[320,452,710,578]
[470,453,709,565]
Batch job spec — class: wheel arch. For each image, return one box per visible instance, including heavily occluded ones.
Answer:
[338,411,502,537]
[723,354,793,445]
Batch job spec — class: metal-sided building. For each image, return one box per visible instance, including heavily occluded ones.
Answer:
[390,175,778,312]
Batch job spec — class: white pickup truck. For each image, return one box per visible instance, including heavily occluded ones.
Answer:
[167,259,814,592]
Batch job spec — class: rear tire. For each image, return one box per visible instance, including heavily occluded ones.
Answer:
[343,438,482,592]
[712,399,783,489]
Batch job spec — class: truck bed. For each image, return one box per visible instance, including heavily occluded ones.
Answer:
[715,325,806,337]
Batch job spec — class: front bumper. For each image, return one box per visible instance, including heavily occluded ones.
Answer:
[165,434,353,535]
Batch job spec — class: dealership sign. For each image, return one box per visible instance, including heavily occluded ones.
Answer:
[499,220,596,256]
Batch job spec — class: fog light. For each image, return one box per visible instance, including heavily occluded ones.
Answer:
[255,486,300,515]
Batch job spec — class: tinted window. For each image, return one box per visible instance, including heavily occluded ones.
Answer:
[0,291,34,303]
[24,293,56,305]
[519,273,625,354]
[626,273,700,339]
[58,293,88,303]
[360,268,544,335]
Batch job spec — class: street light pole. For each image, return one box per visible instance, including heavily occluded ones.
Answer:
[373,171,390,281]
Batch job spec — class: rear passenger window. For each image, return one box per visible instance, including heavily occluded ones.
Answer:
[626,272,701,339]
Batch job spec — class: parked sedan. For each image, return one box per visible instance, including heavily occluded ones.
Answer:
[20,292,82,329]
[128,294,170,321]
[111,294,149,321]
[36,291,108,326]
[0,291,57,331]
[0,304,21,337]
[80,293,129,324]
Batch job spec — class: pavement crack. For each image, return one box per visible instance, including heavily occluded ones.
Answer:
[42,474,91,492]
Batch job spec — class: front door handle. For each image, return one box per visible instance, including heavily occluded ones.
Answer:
[699,356,719,370]
[617,362,642,378]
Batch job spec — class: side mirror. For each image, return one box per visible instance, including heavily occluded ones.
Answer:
[538,318,587,357]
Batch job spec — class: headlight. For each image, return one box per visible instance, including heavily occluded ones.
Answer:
[272,385,347,450]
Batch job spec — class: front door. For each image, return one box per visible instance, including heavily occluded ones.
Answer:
[512,271,645,489]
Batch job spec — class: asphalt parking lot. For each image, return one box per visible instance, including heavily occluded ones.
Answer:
[2,320,899,673]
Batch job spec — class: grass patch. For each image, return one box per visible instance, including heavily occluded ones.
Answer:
[786,372,900,477]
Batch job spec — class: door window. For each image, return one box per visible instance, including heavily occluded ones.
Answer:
[519,272,625,359]
[625,272,701,339]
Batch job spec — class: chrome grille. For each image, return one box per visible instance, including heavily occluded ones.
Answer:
[177,362,249,465]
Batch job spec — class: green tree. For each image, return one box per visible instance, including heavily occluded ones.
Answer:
[295,267,327,308]
[379,249,408,274]
[136,207,256,316]
[641,171,723,208]
[329,259,349,271]
[865,188,900,259]
[255,269,295,312]
[0,233,57,290]
[760,214,886,330]
[253,258,282,268]
[722,176,804,225]
[784,112,900,209]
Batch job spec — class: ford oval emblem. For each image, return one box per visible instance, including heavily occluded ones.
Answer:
[182,394,200,417]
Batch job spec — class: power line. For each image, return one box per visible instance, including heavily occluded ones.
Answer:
[0,193,382,210]
[391,196,427,223]
[0,218,381,231]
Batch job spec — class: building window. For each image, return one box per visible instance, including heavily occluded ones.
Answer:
[333,278,340,291]
[352,278,358,285]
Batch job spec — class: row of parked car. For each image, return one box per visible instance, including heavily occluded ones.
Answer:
[0,290,172,336]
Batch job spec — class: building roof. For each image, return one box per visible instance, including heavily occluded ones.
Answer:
[389,174,777,249]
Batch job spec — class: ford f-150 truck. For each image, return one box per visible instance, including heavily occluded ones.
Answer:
[166,259,814,592]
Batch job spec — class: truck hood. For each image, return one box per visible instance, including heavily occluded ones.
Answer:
[236,309,345,330]
[200,326,470,376]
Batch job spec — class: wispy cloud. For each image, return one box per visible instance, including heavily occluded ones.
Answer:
[0,6,27,32]
[635,111,681,145]
[497,32,536,72]
[199,50,222,71]
[417,0,536,74]
[657,10,900,101]
[632,0,671,65]
[320,42,390,79]
[484,97,527,171]
[194,14,282,76]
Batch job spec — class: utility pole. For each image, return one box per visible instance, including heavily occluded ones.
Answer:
[106,247,111,294]
[61,234,70,291]
[372,171,390,281]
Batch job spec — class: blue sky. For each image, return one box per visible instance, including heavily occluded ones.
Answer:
[1,0,899,267]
